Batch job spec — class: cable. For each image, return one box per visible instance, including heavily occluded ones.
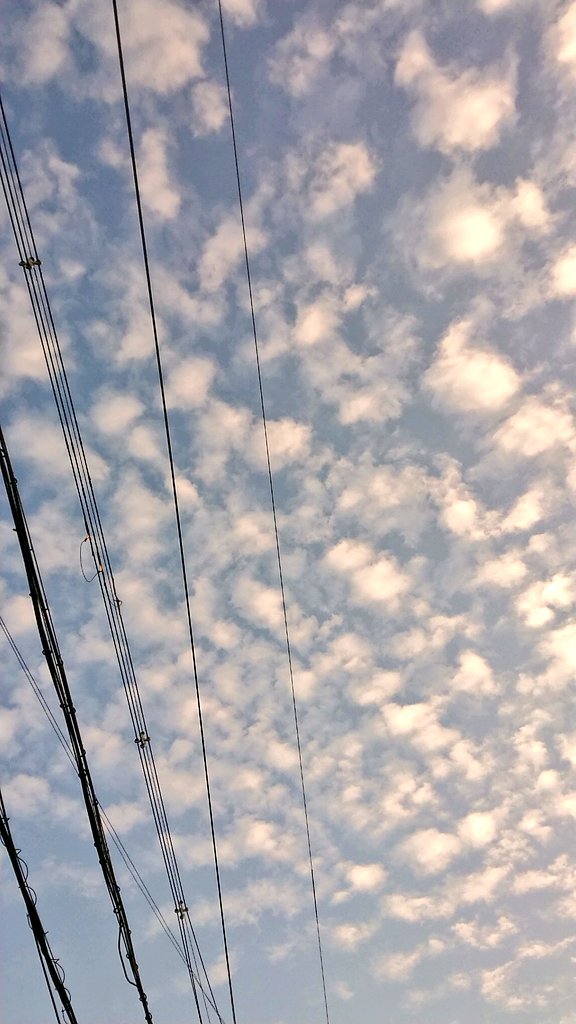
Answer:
[0,784,79,1024]
[109,5,238,1023]
[80,535,101,582]
[0,614,223,1017]
[216,6,331,1023]
[0,422,155,1024]
[0,92,222,1024]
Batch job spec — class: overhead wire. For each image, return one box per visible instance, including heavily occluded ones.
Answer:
[216,5,331,1023]
[109,4,238,1023]
[0,614,220,995]
[0,92,222,1024]
[0,785,79,1024]
[0,422,154,1024]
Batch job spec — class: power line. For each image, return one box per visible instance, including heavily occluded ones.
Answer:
[109,4,238,1023]
[0,422,154,1024]
[0,613,223,1013]
[216,6,331,1023]
[0,92,222,1024]
[0,785,78,1024]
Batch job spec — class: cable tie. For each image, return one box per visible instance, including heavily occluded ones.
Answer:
[135,731,150,749]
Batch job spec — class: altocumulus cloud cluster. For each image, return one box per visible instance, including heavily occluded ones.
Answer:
[2,1,576,1023]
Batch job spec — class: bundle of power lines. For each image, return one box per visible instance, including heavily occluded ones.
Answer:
[0,2,332,1023]
[0,97,222,1024]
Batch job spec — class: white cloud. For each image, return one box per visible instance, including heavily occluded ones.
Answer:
[221,0,263,28]
[374,947,423,981]
[396,30,516,153]
[492,398,574,457]
[383,700,459,753]
[549,244,576,297]
[191,80,228,136]
[269,22,335,96]
[397,828,462,875]
[476,552,527,588]
[17,2,70,84]
[307,142,376,219]
[347,863,387,892]
[111,470,172,563]
[7,415,107,483]
[232,577,283,633]
[353,558,409,604]
[166,356,215,408]
[198,215,266,291]
[451,651,498,696]
[433,461,497,541]
[478,0,524,12]
[351,671,402,706]
[383,892,454,923]
[0,273,50,390]
[549,1,576,77]
[325,539,410,607]
[127,424,165,467]
[103,799,147,835]
[326,540,374,573]
[4,773,51,816]
[516,574,575,627]
[375,937,446,982]
[509,180,551,231]
[92,390,144,435]
[458,811,498,847]
[110,0,209,94]
[249,417,311,471]
[294,294,340,346]
[332,920,377,950]
[410,169,549,272]
[424,319,520,414]
[333,980,353,1001]
[138,128,180,219]
[500,484,551,532]
[453,916,517,949]
[421,172,506,268]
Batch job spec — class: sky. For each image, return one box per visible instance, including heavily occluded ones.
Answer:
[1,0,576,1022]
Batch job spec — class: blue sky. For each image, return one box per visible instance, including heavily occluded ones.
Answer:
[2,0,576,1022]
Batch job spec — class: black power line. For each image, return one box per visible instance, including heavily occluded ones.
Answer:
[0,613,223,1013]
[0,785,78,1024]
[216,6,331,1023]
[0,92,221,1024]
[0,423,154,1024]
[109,4,238,1023]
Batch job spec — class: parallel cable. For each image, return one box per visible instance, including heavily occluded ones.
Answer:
[0,92,221,1024]
[0,785,79,1024]
[0,423,154,1024]
[109,5,237,1023]
[0,614,220,995]
[217,6,331,1022]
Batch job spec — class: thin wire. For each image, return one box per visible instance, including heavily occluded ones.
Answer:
[109,5,238,1023]
[80,536,100,583]
[37,950,64,1024]
[216,6,331,1023]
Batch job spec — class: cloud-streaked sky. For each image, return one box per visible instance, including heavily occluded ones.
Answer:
[2,1,576,1022]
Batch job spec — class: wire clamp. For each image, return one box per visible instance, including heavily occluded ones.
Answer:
[175,900,188,920]
[19,256,42,270]
[135,731,150,749]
